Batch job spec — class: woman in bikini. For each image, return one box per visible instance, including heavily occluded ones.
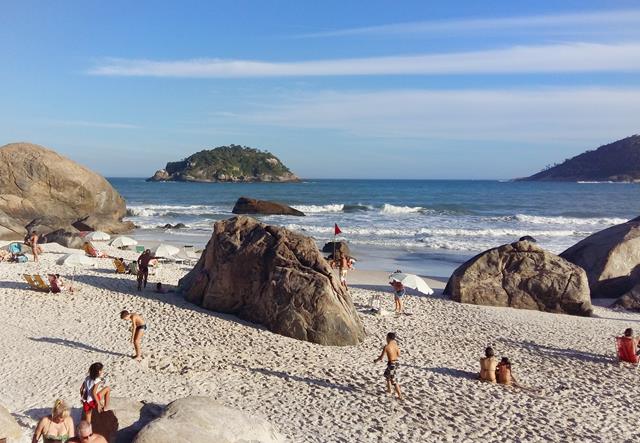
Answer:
[80,362,111,423]
[32,399,74,443]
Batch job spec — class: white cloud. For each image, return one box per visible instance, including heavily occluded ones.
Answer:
[47,119,139,129]
[297,9,640,38]
[231,87,640,143]
[88,42,640,77]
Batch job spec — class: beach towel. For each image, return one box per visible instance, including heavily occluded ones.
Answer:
[616,336,639,364]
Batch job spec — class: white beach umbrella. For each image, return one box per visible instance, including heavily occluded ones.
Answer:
[389,272,434,295]
[152,243,180,258]
[57,253,96,267]
[110,236,138,248]
[85,231,111,242]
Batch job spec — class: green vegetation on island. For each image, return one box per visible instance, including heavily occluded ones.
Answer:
[148,145,300,183]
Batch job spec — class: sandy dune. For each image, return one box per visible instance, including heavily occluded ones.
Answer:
[1,243,639,442]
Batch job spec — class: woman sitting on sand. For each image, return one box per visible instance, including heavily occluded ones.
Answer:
[48,274,74,293]
[32,399,74,443]
[496,357,518,386]
[479,347,498,383]
[80,362,111,423]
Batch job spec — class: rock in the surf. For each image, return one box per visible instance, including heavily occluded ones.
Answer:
[444,239,592,316]
[232,197,305,216]
[560,216,640,298]
[133,397,285,443]
[179,216,365,345]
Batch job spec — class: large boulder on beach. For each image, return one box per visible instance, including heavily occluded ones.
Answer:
[133,397,285,443]
[611,284,640,312]
[0,404,22,442]
[232,197,304,216]
[444,240,592,316]
[0,142,133,240]
[560,217,640,298]
[90,397,163,443]
[179,216,365,345]
[322,241,351,259]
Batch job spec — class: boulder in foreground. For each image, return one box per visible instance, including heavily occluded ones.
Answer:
[179,216,365,345]
[133,397,285,443]
[91,397,163,443]
[444,240,592,316]
[232,197,304,216]
[0,403,22,442]
[611,284,640,312]
[0,142,133,240]
[561,216,640,298]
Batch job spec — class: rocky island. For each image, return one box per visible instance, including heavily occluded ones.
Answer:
[148,145,300,183]
[518,134,640,182]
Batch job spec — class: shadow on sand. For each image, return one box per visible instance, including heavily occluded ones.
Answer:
[29,337,128,357]
[496,337,615,365]
[237,364,360,394]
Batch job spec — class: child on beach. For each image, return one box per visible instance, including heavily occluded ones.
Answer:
[390,276,405,315]
[479,347,498,383]
[120,310,146,361]
[374,332,403,400]
[80,362,111,423]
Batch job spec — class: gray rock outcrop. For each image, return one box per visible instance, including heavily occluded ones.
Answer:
[560,216,640,298]
[179,216,365,345]
[133,397,285,443]
[611,284,640,312]
[90,397,163,443]
[444,240,592,316]
[0,142,133,240]
[0,403,22,442]
[232,197,305,216]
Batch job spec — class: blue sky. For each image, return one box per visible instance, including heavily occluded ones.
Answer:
[2,0,640,179]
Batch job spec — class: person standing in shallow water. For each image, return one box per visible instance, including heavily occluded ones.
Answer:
[374,332,403,400]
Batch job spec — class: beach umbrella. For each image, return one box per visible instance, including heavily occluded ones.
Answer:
[57,253,95,267]
[389,272,434,295]
[152,243,180,258]
[85,231,111,242]
[110,236,138,248]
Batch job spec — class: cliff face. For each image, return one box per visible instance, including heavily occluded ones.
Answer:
[518,135,640,182]
[148,145,300,183]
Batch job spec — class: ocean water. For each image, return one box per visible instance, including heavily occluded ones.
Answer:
[108,178,640,277]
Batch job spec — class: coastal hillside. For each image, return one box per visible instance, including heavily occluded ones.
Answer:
[518,135,640,182]
[148,145,300,183]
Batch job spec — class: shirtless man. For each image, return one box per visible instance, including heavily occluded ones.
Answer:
[68,421,107,443]
[136,250,152,291]
[30,231,41,262]
[120,310,146,361]
[339,254,349,289]
[479,347,498,383]
[374,332,403,399]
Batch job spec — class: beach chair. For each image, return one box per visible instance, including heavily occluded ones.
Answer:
[33,275,52,292]
[615,337,639,371]
[23,274,50,292]
[114,259,127,274]
[84,242,107,258]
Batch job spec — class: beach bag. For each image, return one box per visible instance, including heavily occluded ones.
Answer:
[16,254,28,263]
[9,243,21,254]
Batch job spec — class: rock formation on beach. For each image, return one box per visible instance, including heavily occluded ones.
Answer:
[232,196,305,216]
[322,240,351,259]
[444,239,592,316]
[561,216,640,298]
[0,403,22,441]
[0,142,133,240]
[518,134,640,182]
[611,284,640,312]
[133,397,285,443]
[179,216,365,345]
[147,145,300,183]
[90,397,163,443]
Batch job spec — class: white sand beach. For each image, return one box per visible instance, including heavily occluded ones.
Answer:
[1,243,639,442]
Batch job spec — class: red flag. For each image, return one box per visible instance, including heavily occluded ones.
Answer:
[334,223,342,236]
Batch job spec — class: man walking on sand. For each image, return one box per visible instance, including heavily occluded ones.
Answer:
[374,332,403,400]
[136,249,152,291]
[30,230,41,262]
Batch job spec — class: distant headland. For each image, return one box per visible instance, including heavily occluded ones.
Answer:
[517,134,640,182]
[148,145,300,183]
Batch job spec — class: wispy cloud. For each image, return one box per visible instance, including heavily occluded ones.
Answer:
[88,42,640,78]
[296,9,640,38]
[232,87,640,142]
[47,119,140,129]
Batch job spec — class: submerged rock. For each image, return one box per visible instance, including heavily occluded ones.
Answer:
[561,216,640,298]
[179,216,365,345]
[444,240,592,316]
[232,197,305,216]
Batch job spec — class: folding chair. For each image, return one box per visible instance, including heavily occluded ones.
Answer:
[32,275,52,292]
[114,259,127,274]
[23,274,49,292]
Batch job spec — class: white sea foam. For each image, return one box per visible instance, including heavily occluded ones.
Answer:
[380,204,424,214]
[512,214,628,226]
[127,204,225,217]
[291,204,345,213]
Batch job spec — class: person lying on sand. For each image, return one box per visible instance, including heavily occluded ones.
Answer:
[67,421,107,443]
[479,347,498,383]
[496,357,519,386]
[48,274,74,293]
[374,332,403,400]
[120,310,146,361]
[83,242,108,258]
[80,362,111,423]
[32,399,74,443]
[155,282,168,294]
[136,249,153,291]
